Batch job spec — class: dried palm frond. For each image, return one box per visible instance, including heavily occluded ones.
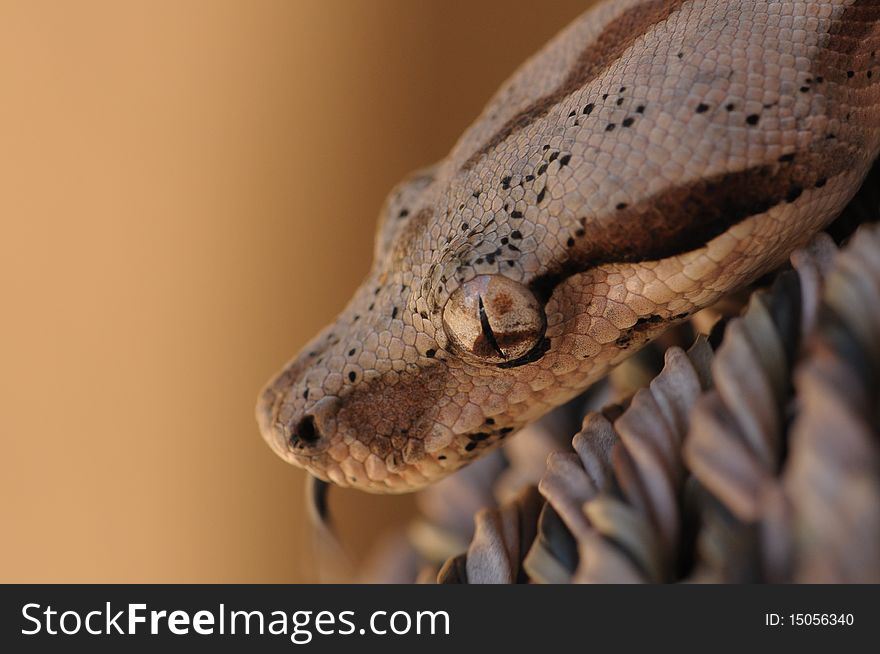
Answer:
[780,228,880,583]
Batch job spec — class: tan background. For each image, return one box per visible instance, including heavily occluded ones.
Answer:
[0,0,589,582]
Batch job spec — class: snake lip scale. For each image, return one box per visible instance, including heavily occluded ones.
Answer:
[257,0,880,494]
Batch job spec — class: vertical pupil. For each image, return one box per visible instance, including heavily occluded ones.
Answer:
[478,295,506,358]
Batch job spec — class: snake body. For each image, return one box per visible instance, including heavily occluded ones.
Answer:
[258,0,880,493]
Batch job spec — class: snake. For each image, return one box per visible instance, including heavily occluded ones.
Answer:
[257,0,880,493]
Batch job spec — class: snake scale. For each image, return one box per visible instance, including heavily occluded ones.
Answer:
[257,0,880,493]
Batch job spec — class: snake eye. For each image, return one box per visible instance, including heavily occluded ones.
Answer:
[442,274,546,364]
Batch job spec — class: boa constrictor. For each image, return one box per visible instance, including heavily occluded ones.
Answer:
[257,0,880,493]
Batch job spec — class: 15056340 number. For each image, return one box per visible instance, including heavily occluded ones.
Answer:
[790,614,854,627]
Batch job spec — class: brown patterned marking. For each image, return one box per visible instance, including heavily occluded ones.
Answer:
[390,207,433,268]
[461,0,689,172]
[335,364,448,459]
[488,291,514,315]
[528,141,856,302]
[824,0,880,58]
[815,1,880,100]
[472,325,540,360]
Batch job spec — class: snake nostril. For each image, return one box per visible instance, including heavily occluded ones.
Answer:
[290,414,321,449]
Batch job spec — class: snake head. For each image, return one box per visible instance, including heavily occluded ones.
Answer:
[254,160,684,493]
[255,261,565,493]
[256,0,880,492]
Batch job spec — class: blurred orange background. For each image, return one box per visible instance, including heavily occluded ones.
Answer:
[0,0,589,582]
